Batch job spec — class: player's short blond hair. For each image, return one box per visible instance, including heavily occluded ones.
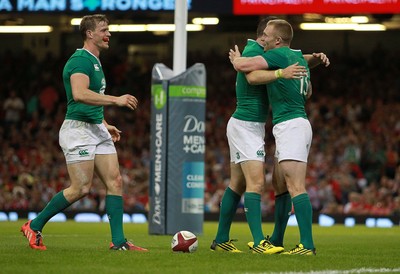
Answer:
[267,19,293,45]
[79,14,109,40]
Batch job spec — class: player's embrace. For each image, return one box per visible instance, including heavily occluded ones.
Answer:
[230,19,330,255]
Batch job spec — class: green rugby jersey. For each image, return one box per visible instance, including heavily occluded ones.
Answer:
[63,49,105,124]
[232,39,269,122]
[262,47,310,125]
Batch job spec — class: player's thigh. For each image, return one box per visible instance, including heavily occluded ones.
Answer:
[279,160,307,195]
[229,162,246,194]
[94,153,122,192]
[240,160,265,193]
[272,158,287,194]
[66,160,95,189]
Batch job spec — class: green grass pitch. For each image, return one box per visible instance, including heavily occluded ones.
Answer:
[1,220,399,274]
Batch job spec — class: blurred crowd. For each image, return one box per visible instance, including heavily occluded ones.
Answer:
[1,44,400,218]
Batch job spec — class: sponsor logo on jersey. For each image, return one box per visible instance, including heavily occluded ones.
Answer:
[78,149,89,156]
[256,150,265,157]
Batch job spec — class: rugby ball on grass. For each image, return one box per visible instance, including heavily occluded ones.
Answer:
[171,230,198,253]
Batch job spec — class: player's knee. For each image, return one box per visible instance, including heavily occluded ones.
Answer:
[115,173,123,189]
[80,186,91,197]
[107,174,123,193]
[73,183,91,198]
[67,180,92,200]
[246,181,264,194]
[275,184,288,194]
[287,183,305,197]
[230,180,246,195]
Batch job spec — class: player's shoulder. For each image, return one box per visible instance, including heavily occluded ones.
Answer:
[268,47,303,56]
[68,49,96,64]
[288,48,304,56]
[71,48,86,57]
[71,49,98,60]
[242,39,263,57]
[246,38,257,45]
[64,49,98,75]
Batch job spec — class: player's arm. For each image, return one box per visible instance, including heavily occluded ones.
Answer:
[71,73,117,105]
[70,73,138,110]
[229,45,268,72]
[246,63,307,85]
[306,80,313,99]
[103,119,121,142]
[303,53,330,68]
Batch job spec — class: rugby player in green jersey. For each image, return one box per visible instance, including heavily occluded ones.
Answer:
[21,14,147,252]
[231,19,330,255]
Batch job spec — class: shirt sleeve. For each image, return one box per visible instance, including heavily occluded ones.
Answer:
[68,56,93,77]
[261,50,283,70]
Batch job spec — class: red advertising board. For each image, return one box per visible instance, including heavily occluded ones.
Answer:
[233,0,400,14]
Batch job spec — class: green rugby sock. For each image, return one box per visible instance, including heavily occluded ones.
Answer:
[292,193,315,249]
[30,191,71,231]
[215,187,241,243]
[106,195,126,246]
[244,192,264,246]
[270,192,291,246]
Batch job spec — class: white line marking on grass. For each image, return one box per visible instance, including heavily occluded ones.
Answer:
[248,268,400,274]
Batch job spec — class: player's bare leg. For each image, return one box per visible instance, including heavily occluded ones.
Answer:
[211,162,245,252]
[95,154,147,251]
[280,160,316,255]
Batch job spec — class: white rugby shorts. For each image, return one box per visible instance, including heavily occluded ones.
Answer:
[227,117,266,164]
[59,120,117,164]
[273,117,312,163]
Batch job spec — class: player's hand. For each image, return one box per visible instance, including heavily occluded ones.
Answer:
[229,45,241,64]
[116,94,138,110]
[106,125,121,142]
[282,62,307,79]
[312,52,330,67]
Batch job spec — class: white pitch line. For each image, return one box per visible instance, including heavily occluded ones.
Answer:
[244,268,400,274]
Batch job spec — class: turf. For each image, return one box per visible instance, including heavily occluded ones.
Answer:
[1,220,399,274]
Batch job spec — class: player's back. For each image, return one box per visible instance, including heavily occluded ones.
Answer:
[232,39,269,123]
